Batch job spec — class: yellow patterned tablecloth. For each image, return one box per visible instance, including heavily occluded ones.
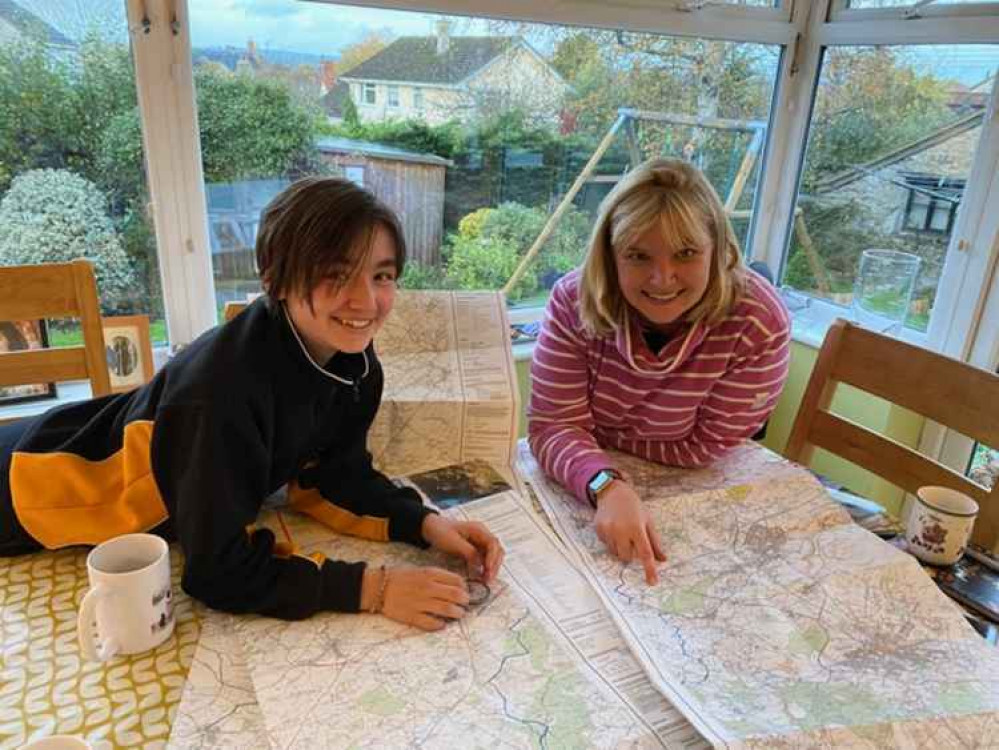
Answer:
[0,545,200,749]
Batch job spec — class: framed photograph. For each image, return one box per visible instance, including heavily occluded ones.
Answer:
[0,319,58,406]
[101,315,154,394]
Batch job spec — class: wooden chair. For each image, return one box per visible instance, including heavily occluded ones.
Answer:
[785,318,999,550]
[0,260,111,423]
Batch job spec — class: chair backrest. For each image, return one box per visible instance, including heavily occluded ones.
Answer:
[223,301,248,323]
[785,318,999,549]
[0,260,112,405]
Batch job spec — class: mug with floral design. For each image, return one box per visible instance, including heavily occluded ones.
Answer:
[905,486,979,566]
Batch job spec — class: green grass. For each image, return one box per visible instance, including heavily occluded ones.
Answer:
[47,319,168,348]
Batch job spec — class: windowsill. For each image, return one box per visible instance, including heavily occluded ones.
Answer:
[506,288,934,362]
[781,288,932,351]
[0,380,94,422]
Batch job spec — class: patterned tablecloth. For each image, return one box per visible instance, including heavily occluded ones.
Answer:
[0,545,200,749]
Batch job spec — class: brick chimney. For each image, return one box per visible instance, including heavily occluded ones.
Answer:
[435,20,450,56]
[320,60,337,95]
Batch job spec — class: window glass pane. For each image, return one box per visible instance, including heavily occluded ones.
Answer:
[781,44,999,333]
[0,1,168,401]
[969,443,998,490]
[189,2,780,315]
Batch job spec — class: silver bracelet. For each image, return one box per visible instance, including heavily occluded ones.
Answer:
[369,565,388,613]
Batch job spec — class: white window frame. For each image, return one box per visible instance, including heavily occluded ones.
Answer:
[753,4,999,353]
[413,86,424,110]
[830,0,999,24]
[921,74,999,480]
[130,0,999,377]
[387,84,400,107]
[125,0,217,347]
[363,82,377,104]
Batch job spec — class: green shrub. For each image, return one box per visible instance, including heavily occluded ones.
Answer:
[445,235,537,301]
[0,169,135,311]
[400,262,450,290]
[446,201,591,296]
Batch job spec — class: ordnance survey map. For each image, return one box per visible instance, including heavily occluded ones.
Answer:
[369,291,519,478]
[518,441,999,749]
[168,483,705,749]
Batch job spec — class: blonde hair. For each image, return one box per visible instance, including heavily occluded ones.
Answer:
[579,158,747,337]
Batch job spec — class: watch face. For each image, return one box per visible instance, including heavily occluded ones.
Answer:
[589,471,613,494]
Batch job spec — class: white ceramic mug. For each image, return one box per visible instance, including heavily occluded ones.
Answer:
[77,533,175,662]
[905,486,979,566]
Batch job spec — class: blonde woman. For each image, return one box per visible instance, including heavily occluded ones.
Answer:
[528,159,790,583]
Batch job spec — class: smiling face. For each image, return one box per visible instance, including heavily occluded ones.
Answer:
[613,218,713,330]
[283,224,399,363]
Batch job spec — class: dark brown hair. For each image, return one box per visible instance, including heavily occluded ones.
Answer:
[255,176,406,301]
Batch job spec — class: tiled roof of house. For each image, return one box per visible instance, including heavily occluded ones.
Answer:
[341,36,516,85]
[0,0,73,46]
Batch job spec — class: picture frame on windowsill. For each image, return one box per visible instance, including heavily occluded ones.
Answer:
[0,319,58,406]
[102,314,155,394]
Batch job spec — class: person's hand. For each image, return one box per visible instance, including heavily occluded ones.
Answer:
[421,514,505,583]
[362,565,469,631]
[593,480,666,584]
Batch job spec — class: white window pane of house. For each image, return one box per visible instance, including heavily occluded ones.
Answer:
[187,1,780,312]
[929,201,953,231]
[0,0,169,378]
[905,194,931,230]
[780,44,999,334]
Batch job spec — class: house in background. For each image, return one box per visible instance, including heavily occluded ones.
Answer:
[317,137,452,267]
[339,21,571,128]
[801,81,991,310]
[0,0,74,52]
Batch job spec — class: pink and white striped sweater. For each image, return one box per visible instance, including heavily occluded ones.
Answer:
[528,268,791,503]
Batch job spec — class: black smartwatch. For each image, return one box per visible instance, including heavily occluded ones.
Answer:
[587,469,621,507]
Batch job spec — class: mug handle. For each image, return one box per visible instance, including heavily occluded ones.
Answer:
[77,583,119,662]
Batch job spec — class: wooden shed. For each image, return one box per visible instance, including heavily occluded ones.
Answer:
[316,136,452,267]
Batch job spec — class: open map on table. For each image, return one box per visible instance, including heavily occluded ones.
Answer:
[518,440,999,749]
[168,464,707,749]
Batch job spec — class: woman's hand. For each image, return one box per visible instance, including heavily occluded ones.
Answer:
[361,565,470,631]
[593,480,667,584]
[421,514,505,583]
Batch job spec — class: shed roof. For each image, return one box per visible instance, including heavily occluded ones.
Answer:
[316,136,453,167]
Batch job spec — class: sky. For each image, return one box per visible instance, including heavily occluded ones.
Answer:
[187,1,479,58]
[18,0,999,84]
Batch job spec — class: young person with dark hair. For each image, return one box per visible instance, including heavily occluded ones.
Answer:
[0,177,502,630]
